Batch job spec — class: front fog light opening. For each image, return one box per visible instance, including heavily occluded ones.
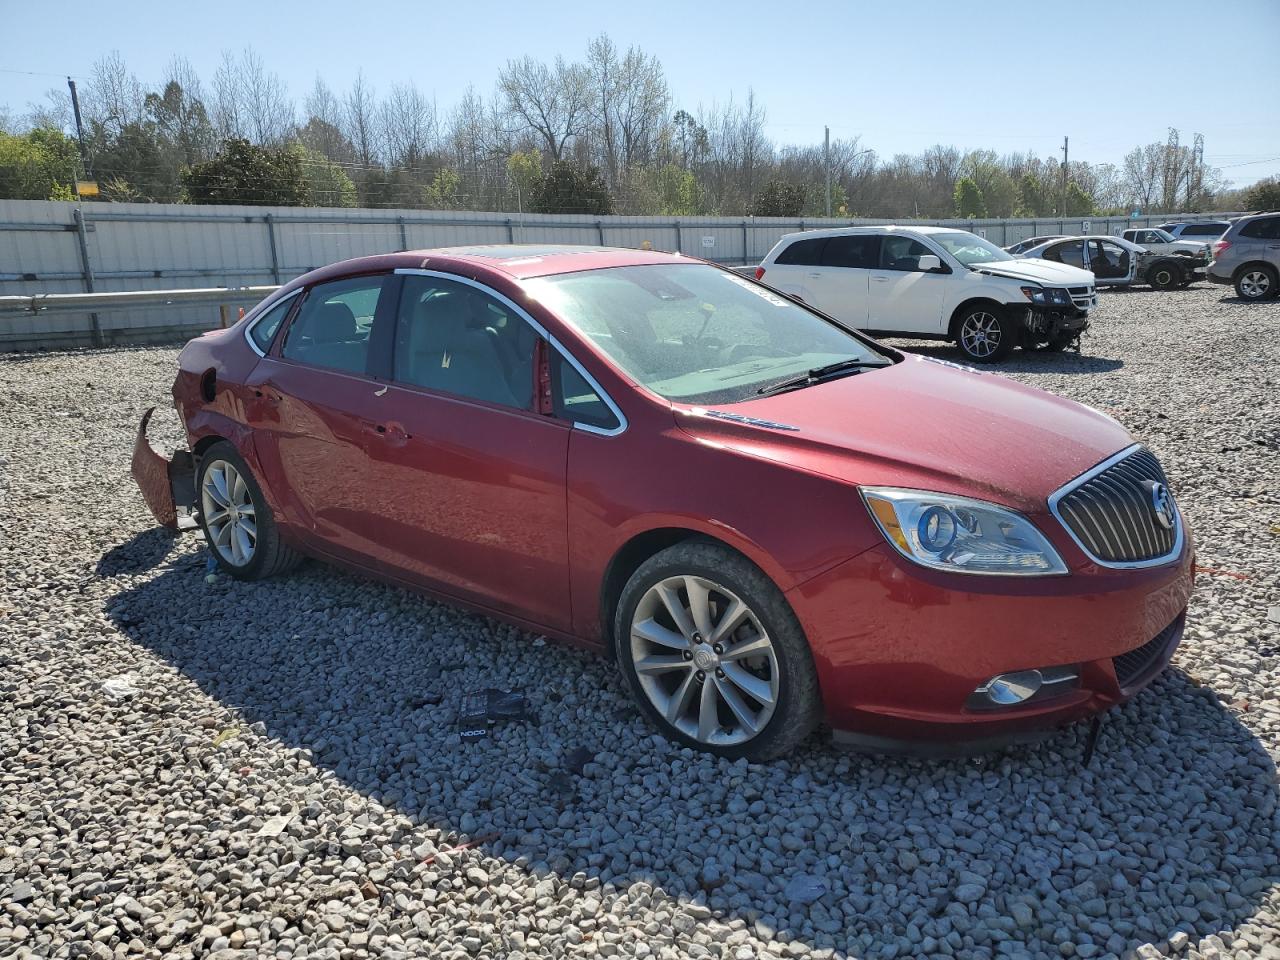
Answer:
[967,665,1080,711]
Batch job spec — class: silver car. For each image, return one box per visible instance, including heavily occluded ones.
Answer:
[1206,213,1280,301]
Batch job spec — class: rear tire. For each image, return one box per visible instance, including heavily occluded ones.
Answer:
[1235,265,1278,301]
[614,540,821,761]
[954,305,1016,363]
[1147,262,1182,290]
[196,440,303,580]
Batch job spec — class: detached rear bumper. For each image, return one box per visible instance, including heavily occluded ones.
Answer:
[130,407,196,530]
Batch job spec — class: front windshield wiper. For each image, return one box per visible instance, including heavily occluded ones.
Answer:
[756,358,891,397]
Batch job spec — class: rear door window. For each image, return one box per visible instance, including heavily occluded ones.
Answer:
[281,276,386,375]
[821,235,879,268]
[775,237,829,266]
[1184,223,1226,236]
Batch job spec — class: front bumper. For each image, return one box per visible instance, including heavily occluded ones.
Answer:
[787,537,1194,753]
[1021,305,1089,341]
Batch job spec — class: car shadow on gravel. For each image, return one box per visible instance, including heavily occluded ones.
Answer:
[95,527,178,577]
[107,551,1279,957]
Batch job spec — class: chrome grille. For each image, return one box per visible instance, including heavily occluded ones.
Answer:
[1068,286,1094,309]
[1049,446,1182,567]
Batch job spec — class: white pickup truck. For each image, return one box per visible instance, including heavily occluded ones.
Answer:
[755,226,1097,363]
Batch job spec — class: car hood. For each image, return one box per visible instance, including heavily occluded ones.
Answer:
[971,258,1095,285]
[1165,240,1209,254]
[673,355,1133,513]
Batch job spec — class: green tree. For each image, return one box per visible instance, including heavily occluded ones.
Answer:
[1243,176,1280,211]
[422,168,462,209]
[750,179,805,217]
[506,150,542,208]
[953,177,986,218]
[1016,172,1052,217]
[182,137,308,205]
[1064,181,1095,217]
[0,127,79,200]
[530,160,613,214]
[293,146,356,207]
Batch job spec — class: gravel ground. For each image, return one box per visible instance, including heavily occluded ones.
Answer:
[2,284,1279,960]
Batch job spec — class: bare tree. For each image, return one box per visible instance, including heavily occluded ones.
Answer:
[381,82,437,169]
[235,48,294,145]
[343,71,380,167]
[211,52,243,140]
[299,77,354,162]
[86,51,146,135]
[497,55,589,161]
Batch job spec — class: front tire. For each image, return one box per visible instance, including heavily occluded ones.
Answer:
[955,305,1016,363]
[196,440,302,580]
[614,540,821,761]
[1235,265,1278,301]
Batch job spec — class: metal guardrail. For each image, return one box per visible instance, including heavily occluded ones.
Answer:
[0,285,279,316]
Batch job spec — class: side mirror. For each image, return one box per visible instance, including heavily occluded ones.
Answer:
[917,254,942,273]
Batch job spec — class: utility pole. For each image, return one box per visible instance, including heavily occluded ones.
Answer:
[1060,136,1069,216]
[824,126,831,218]
[67,78,90,178]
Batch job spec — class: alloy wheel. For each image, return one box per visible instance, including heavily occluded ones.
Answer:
[201,459,257,566]
[960,312,1001,359]
[629,575,779,746]
[1240,271,1271,299]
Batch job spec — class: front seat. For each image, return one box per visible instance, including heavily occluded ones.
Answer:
[403,293,523,409]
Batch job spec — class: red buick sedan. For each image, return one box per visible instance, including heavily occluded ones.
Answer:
[133,245,1194,760]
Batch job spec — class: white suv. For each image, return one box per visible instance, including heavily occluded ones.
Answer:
[756,226,1097,362]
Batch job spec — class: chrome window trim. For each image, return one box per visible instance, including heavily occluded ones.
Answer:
[243,288,302,358]
[392,268,627,437]
[1047,443,1185,569]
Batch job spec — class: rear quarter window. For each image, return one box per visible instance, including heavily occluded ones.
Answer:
[775,237,828,266]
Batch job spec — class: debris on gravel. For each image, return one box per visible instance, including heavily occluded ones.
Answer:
[2,286,1278,959]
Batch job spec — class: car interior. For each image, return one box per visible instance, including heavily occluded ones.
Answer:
[281,285,377,375]
[394,280,535,410]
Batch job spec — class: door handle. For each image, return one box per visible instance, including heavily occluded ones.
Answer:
[872,276,889,282]
[806,272,822,278]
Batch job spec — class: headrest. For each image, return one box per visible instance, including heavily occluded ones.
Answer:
[310,301,357,343]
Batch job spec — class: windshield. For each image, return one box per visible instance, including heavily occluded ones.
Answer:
[1152,229,1177,242]
[931,232,1014,266]
[524,263,889,404]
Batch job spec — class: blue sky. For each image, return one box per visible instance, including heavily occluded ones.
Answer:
[2,0,1277,186]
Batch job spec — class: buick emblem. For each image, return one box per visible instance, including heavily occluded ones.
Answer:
[1144,480,1176,530]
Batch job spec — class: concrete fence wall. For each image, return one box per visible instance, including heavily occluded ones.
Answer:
[0,199,1242,350]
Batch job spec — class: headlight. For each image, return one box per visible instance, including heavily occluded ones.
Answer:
[1020,285,1049,304]
[861,488,1068,576]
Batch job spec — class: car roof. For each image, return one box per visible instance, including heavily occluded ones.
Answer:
[279,244,695,289]
[776,224,964,242]
[1027,235,1145,250]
